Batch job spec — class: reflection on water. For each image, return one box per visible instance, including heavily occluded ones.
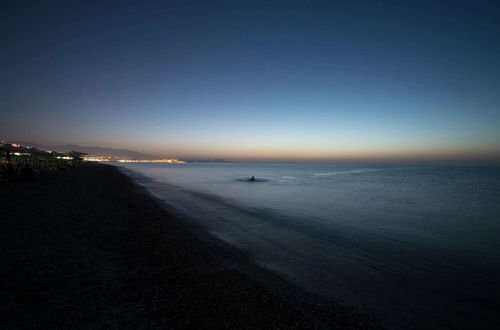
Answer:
[115,162,500,329]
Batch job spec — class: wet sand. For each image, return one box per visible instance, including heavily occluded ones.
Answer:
[0,164,381,329]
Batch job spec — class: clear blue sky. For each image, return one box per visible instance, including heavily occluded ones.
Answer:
[2,0,500,163]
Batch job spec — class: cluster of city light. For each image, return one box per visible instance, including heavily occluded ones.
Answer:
[83,156,113,162]
[82,156,186,163]
[117,159,186,163]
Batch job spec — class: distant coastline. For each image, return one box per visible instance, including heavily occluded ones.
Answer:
[1,141,186,164]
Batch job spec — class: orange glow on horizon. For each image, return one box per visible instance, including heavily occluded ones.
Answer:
[138,144,500,164]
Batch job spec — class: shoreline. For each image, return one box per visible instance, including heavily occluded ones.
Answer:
[1,164,380,329]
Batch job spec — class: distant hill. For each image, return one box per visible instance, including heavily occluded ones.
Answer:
[13,142,155,160]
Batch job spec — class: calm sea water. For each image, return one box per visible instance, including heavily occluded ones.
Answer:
[114,163,500,329]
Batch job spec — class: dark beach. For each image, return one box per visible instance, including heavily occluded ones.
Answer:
[1,164,380,329]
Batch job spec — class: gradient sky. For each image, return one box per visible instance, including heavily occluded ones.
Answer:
[2,0,500,163]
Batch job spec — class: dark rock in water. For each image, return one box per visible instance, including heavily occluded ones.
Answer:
[236,176,268,183]
[235,176,268,183]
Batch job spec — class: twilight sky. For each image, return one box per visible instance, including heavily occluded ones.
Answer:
[2,0,500,163]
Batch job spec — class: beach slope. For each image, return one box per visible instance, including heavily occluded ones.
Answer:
[1,164,379,329]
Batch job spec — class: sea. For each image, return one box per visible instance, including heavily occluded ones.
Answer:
[113,162,500,329]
